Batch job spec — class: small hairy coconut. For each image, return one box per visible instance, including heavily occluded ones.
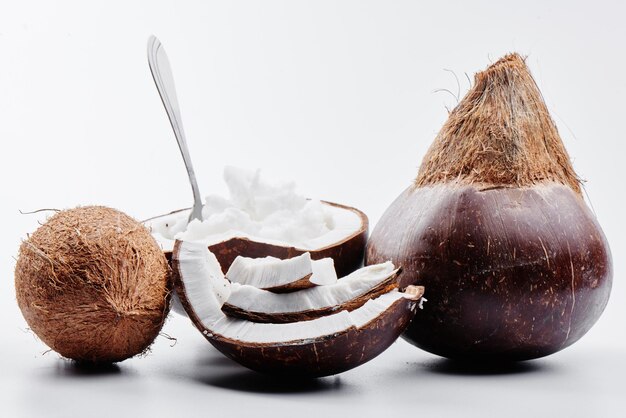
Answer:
[366,53,612,361]
[15,206,171,363]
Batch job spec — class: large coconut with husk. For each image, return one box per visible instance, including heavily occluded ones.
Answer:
[15,206,171,363]
[366,53,612,361]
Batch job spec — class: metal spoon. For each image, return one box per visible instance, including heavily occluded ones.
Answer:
[147,35,203,223]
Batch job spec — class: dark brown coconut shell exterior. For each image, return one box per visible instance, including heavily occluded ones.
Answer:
[367,184,611,360]
[221,270,400,323]
[15,206,172,363]
[209,292,419,377]
[146,201,368,278]
[366,54,612,361]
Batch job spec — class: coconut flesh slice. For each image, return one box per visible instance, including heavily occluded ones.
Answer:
[224,262,400,323]
[225,252,337,292]
[309,257,337,285]
[145,167,368,277]
[173,240,424,377]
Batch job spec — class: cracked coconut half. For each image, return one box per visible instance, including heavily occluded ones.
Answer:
[172,240,424,377]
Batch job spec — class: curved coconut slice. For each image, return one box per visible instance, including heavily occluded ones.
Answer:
[225,252,337,293]
[145,201,368,277]
[226,252,311,292]
[173,241,424,377]
[224,263,400,323]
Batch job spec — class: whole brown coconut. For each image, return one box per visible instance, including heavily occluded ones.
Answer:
[15,206,171,363]
[366,54,612,361]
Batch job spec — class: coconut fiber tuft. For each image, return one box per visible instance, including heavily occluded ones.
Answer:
[15,206,171,363]
[416,53,581,194]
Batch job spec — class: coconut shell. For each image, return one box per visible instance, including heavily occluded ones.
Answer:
[147,201,368,278]
[208,292,420,377]
[367,184,611,360]
[15,206,171,363]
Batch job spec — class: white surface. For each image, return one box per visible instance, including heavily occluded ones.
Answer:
[1,0,625,417]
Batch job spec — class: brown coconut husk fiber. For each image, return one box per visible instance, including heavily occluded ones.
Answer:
[15,206,171,363]
[416,53,581,194]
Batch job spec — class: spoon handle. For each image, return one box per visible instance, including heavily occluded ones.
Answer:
[147,35,203,222]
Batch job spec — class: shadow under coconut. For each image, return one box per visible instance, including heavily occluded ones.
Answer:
[53,359,124,378]
[196,352,243,368]
[188,348,343,394]
[197,369,343,394]
[420,358,549,376]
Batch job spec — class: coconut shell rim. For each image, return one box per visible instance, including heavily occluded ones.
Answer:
[143,200,369,255]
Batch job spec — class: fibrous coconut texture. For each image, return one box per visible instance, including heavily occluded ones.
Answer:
[416,53,580,193]
[15,206,171,363]
[366,53,612,360]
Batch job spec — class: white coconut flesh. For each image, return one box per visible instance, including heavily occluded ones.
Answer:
[226,262,399,315]
[225,252,337,289]
[309,257,337,285]
[174,241,420,344]
[145,167,364,252]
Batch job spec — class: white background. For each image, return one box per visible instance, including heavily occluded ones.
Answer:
[2,1,625,417]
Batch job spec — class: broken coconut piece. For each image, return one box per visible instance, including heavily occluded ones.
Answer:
[225,252,337,292]
[309,257,337,285]
[145,167,368,277]
[173,240,424,377]
[223,262,400,323]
